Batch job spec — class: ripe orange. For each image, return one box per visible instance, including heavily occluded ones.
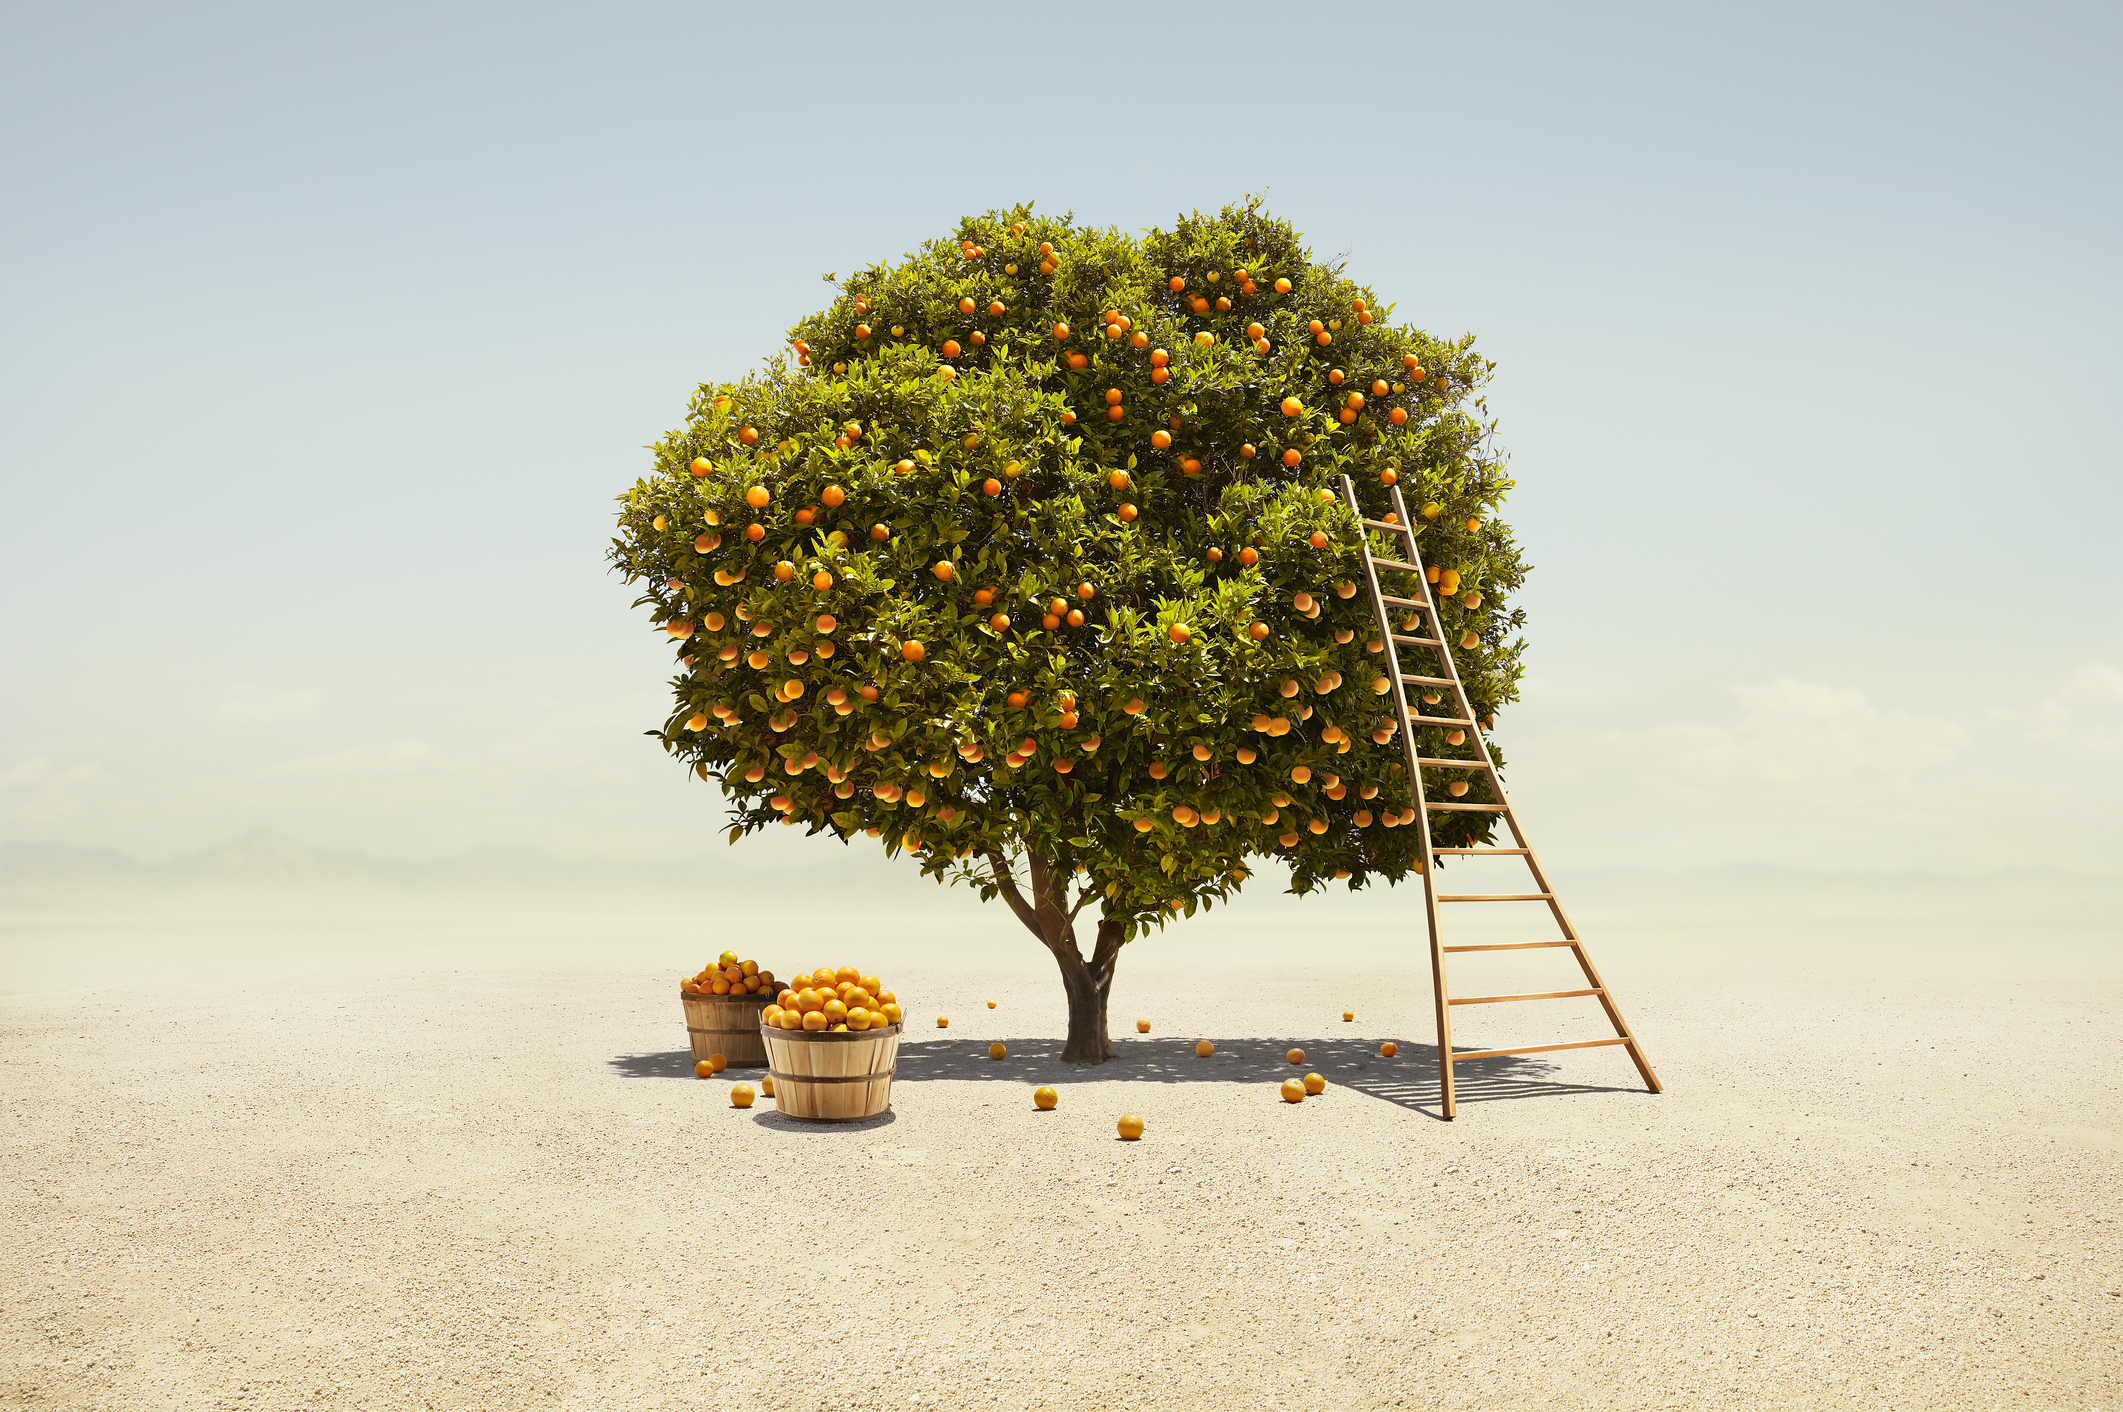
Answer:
[761,1075,776,1096]
[1286,1048,1305,1065]
[1280,396,1303,417]
[1116,1113,1145,1140]
[739,426,759,444]
[1343,1010,1354,1022]
[902,641,925,662]
[707,1053,729,1073]
[1168,624,1191,643]
[1282,449,1302,467]
[1034,1085,1058,1110]
[937,1016,949,1028]
[1195,1040,1214,1057]
[1150,430,1172,449]
[694,1059,714,1079]
[982,478,1001,496]
[1108,470,1129,490]
[989,1042,1007,1060]
[689,457,712,477]
[1280,1078,1305,1103]
[730,1083,756,1108]
[1136,1018,1151,1033]
[933,561,954,581]
[1238,547,1258,566]
[1117,503,1138,522]
[1274,277,1292,293]
[1053,323,1070,341]
[1303,1072,1326,1095]
[745,485,769,508]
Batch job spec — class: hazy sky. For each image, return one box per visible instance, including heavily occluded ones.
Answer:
[3,1,2118,877]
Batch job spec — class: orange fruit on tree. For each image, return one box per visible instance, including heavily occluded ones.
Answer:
[1168,623,1191,644]
[1116,1113,1145,1140]
[1280,1078,1305,1103]
[901,641,925,662]
[1033,1085,1058,1110]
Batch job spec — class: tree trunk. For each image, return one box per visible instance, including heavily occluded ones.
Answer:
[985,850,1125,1064]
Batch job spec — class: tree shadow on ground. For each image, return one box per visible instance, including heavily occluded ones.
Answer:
[611,1035,1649,1121]
[894,1035,1647,1121]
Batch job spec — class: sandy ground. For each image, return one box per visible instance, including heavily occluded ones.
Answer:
[3,908,2120,1411]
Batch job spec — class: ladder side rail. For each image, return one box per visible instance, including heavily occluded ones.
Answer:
[1376,481,1459,1118]
[1413,517,1664,1095]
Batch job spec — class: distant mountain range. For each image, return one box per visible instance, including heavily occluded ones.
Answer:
[0,829,733,908]
[2,829,2116,927]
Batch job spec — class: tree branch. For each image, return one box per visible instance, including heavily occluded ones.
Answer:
[985,851,1042,938]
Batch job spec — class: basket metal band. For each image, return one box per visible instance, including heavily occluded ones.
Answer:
[766,1068,896,1085]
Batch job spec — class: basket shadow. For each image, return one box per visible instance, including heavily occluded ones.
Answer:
[608,1049,697,1080]
[892,1035,1648,1120]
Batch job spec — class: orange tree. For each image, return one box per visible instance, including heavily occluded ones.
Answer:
[610,199,1525,1062]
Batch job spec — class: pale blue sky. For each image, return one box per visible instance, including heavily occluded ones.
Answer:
[3,1,2118,875]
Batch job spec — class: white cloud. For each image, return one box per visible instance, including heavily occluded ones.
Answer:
[216,685,321,723]
[0,756,102,821]
[1999,664,2123,753]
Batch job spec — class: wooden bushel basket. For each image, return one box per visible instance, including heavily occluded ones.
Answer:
[760,1023,900,1121]
[680,992,774,1068]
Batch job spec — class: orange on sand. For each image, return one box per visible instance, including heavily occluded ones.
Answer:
[1136,1019,1151,1033]
[1286,1048,1305,1065]
[707,1053,728,1074]
[937,1016,950,1028]
[730,1083,756,1108]
[987,1000,997,1009]
[761,1075,776,1097]
[989,1042,1007,1060]
[1033,1085,1058,1111]
[1116,1113,1145,1140]
[1195,1040,1214,1057]
[1380,1042,1398,1058]
[1303,1072,1326,1095]
[1343,1010,1355,1022]
[1280,1078,1306,1103]
[694,1060,715,1079]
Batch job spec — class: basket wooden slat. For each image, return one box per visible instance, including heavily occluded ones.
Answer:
[759,1023,899,1121]
[679,992,775,1067]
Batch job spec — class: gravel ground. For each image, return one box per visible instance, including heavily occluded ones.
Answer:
[3,918,2119,1411]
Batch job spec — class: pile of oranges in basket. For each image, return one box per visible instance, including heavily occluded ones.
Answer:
[763,966,905,1032]
[680,951,778,996]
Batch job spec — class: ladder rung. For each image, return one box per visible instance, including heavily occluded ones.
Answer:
[1449,988,1601,1006]
[1426,802,1506,812]
[1416,757,1489,768]
[1448,1037,1631,1062]
[1391,635,1443,647]
[1402,675,1455,688]
[1373,559,1421,572]
[1433,847,1528,855]
[1442,941,1576,952]
[1360,518,1407,532]
[1437,893,1555,903]
[1380,595,1425,608]
[1411,715,1471,727]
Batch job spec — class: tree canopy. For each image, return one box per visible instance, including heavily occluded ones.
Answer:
[610,198,1525,1059]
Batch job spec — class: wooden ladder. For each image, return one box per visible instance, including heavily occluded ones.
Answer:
[1339,475,1662,1119]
